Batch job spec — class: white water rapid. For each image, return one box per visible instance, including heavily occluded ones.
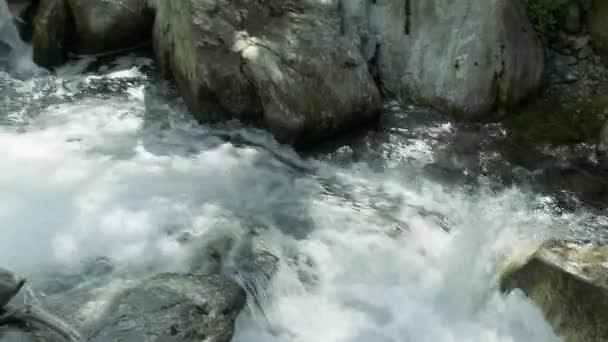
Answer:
[0,51,605,341]
[0,0,45,79]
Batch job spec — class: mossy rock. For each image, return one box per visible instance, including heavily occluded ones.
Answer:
[31,0,71,67]
[526,0,563,34]
[508,96,608,145]
[588,0,608,65]
[501,240,608,342]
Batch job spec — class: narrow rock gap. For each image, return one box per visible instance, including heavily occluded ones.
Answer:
[405,0,411,35]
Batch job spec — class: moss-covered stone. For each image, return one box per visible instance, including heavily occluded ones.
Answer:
[588,0,608,65]
[508,96,608,145]
[501,240,608,342]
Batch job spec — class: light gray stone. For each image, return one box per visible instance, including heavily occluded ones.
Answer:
[346,0,545,118]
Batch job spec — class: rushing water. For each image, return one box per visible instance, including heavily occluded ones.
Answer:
[0,30,606,342]
[0,0,45,79]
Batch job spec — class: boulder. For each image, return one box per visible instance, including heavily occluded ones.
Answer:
[150,0,382,146]
[40,273,246,342]
[67,0,153,54]
[345,0,544,118]
[588,0,608,65]
[598,120,608,167]
[501,240,608,342]
[31,0,70,67]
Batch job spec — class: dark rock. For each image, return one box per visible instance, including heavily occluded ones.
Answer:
[151,0,382,146]
[571,35,590,51]
[588,0,608,65]
[0,268,24,308]
[578,45,593,60]
[597,120,608,167]
[562,70,580,83]
[6,0,29,18]
[559,2,582,34]
[11,16,30,42]
[31,0,70,67]
[67,0,153,54]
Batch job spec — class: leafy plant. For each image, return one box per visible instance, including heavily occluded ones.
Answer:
[526,0,560,34]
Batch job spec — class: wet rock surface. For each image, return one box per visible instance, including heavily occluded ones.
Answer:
[307,102,608,210]
[0,272,246,342]
[501,240,608,342]
[26,0,154,65]
[588,0,608,65]
[42,273,246,342]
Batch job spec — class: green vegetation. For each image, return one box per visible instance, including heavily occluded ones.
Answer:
[526,0,560,34]
[508,96,608,145]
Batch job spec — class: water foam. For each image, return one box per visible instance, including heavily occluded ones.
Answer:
[0,55,595,342]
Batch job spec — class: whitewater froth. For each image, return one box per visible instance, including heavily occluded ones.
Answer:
[0,54,598,342]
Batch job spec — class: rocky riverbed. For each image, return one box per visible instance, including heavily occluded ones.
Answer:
[1,1,608,342]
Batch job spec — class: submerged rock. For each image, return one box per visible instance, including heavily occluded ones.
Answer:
[0,268,24,308]
[41,273,246,342]
[150,0,382,146]
[501,240,608,342]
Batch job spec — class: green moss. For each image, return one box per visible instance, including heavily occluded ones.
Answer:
[508,96,608,145]
[526,0,560,34]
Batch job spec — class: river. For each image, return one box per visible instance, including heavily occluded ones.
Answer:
[1,14,606,342]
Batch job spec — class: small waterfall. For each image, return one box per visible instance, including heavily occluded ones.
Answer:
[0,0,46,78]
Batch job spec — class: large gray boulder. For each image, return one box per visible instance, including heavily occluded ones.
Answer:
[151,0,382,146]
[40,273,246,342]
[345,0,545,118]
[501,240,608,342]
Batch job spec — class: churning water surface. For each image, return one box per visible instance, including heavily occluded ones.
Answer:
[0,52,603,342]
